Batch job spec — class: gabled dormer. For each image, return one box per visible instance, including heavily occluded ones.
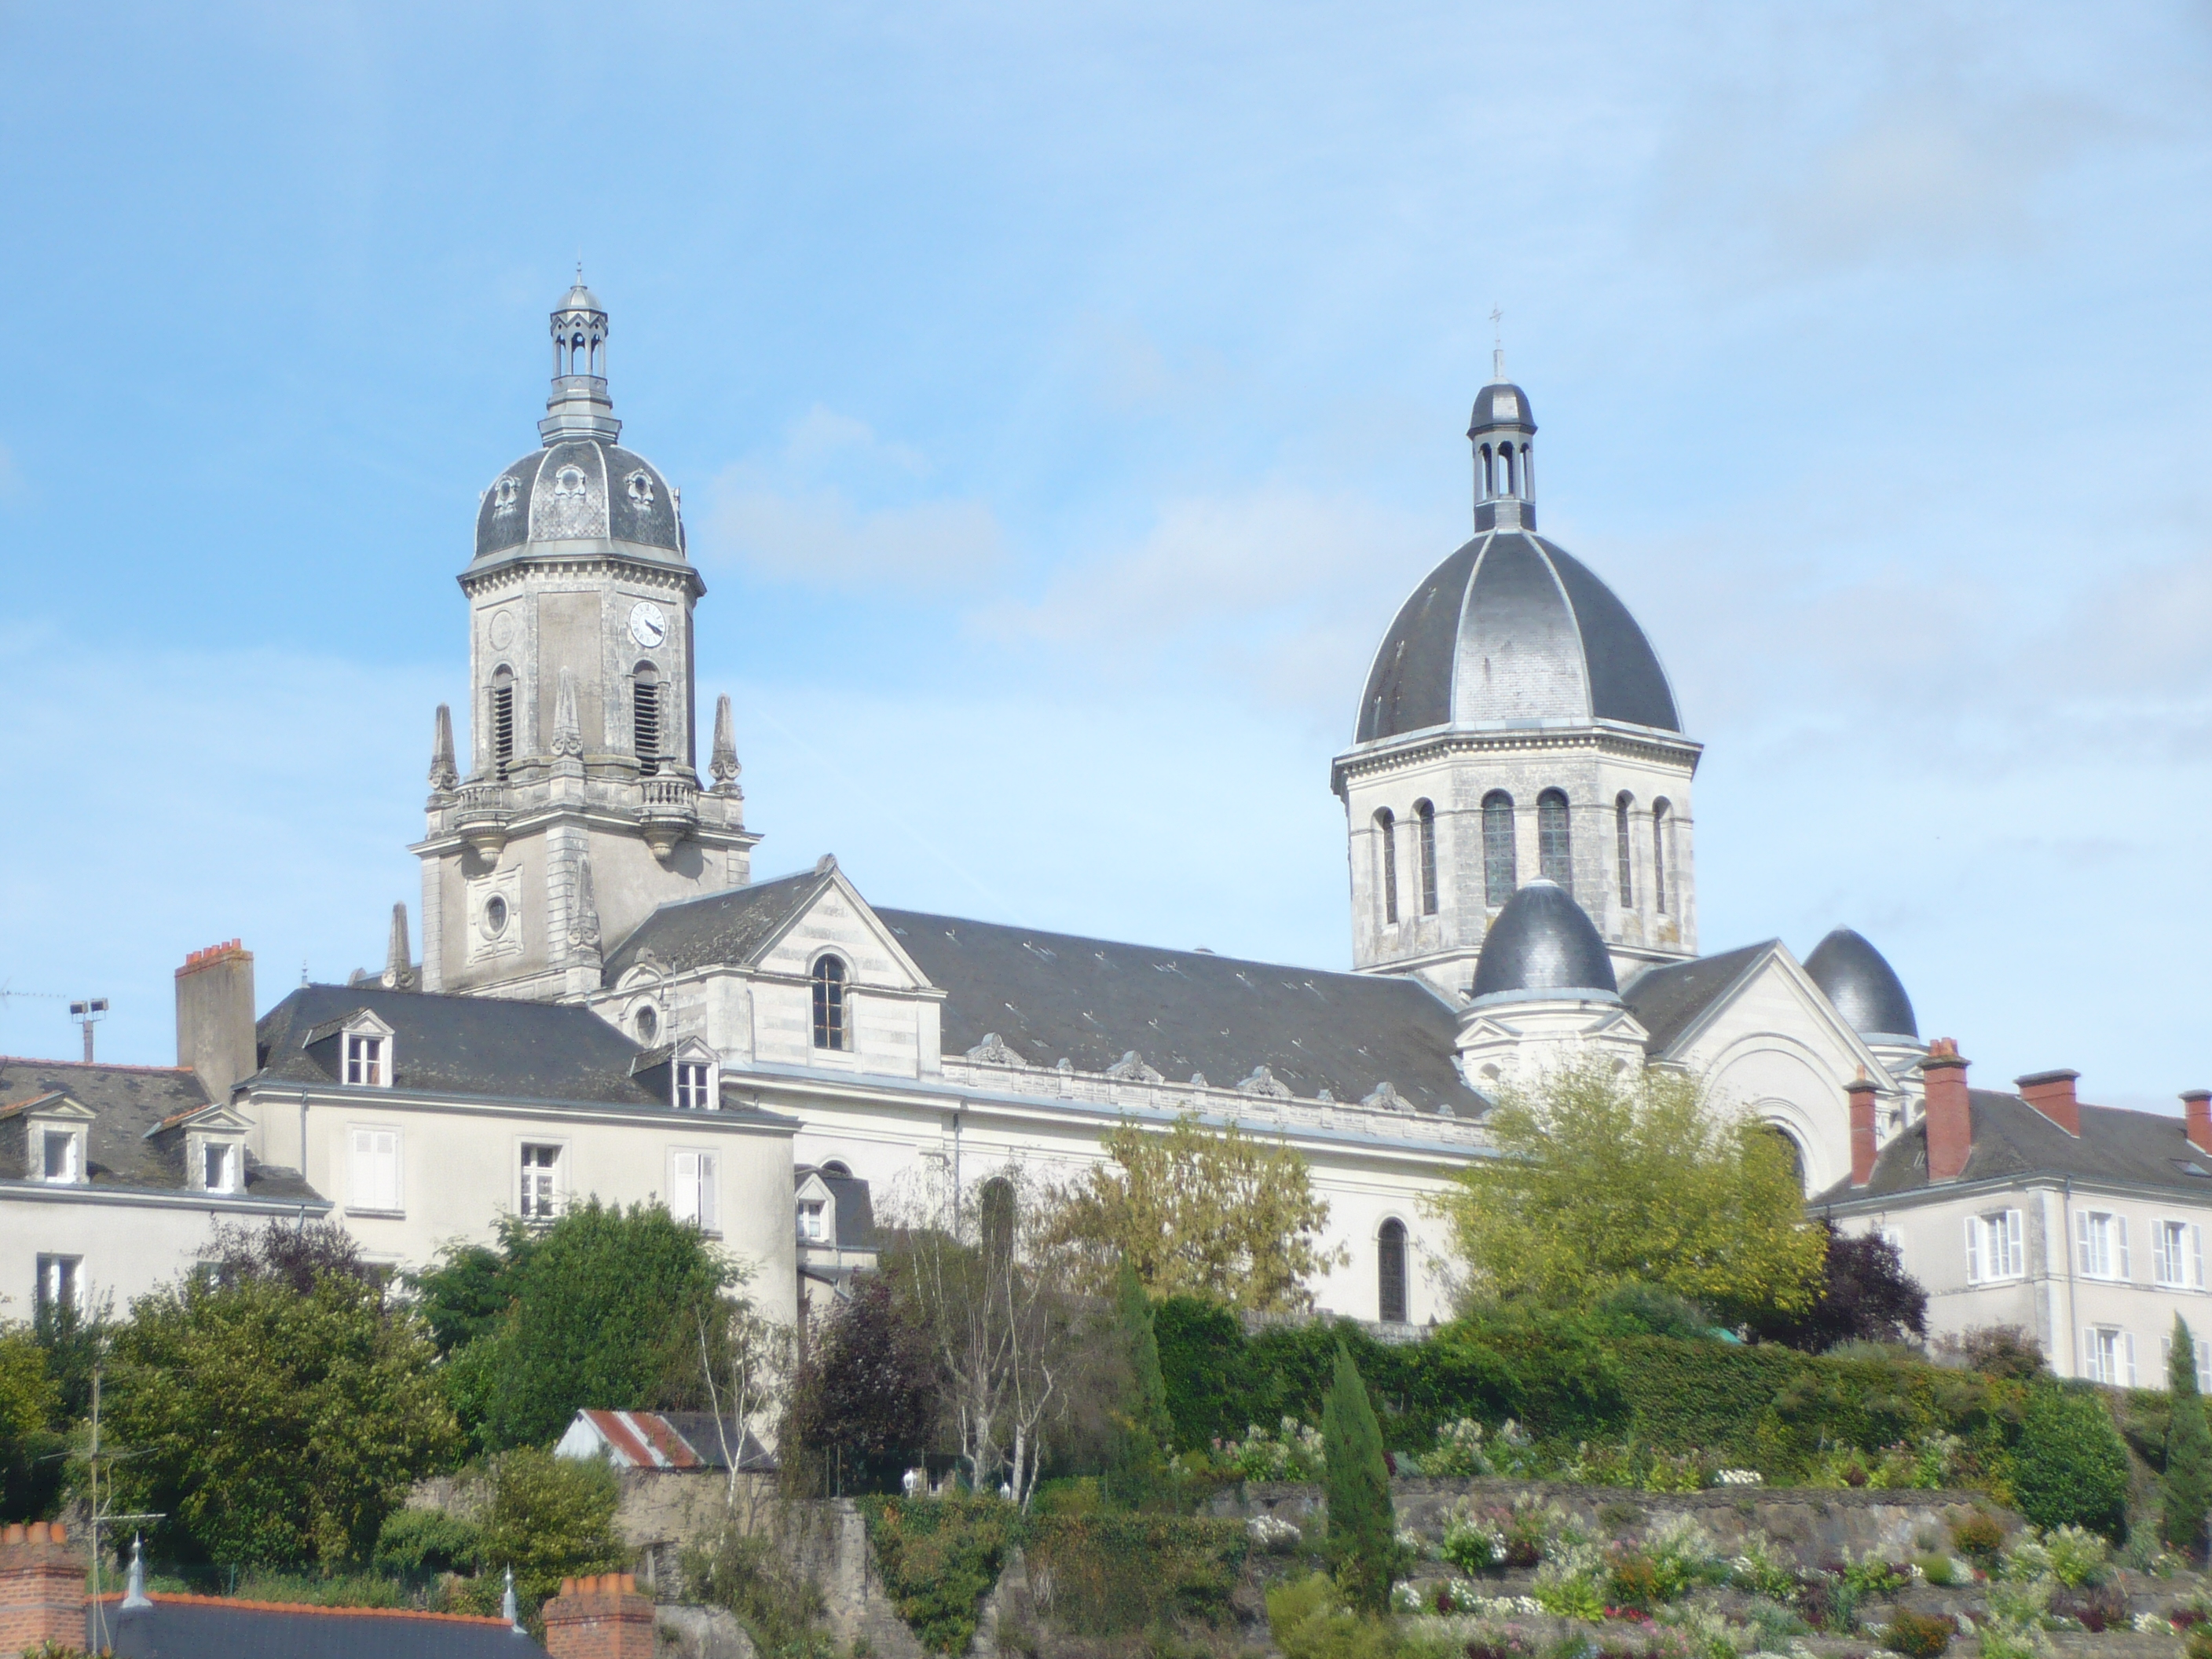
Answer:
[156,1103,256,1195]
[0,1093,97,1186]
[302,1009,397,1089]
[631,1035,720,1111]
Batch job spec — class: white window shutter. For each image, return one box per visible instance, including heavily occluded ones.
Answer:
[2119,1218,2133,1280]
[349,1128,371,1207]
[2198,1338,2211,1393]
[699,1152,720,1232]
[2156,1225,2174,1286]
[373,1130,399,1210]
[2194,1225,2205,1291]
[1965,1217,1982,1284]
[2084,1328,2100,1382]
[2077,1210,2093,1275]
[670,1151,700,1225]
[2005,1210,2023,1277]
[2125,1331,2138,1387]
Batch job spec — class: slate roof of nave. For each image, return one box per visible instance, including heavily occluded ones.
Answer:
[1815,1091,2212,1206]
[602,867,827,980]
[875,909,1483,1115]
[1617,940,1778,1056]
[0,1055,318,1200]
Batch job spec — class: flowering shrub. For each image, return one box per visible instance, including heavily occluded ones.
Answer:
[1881,1609,1958,1658]
[1644,1514,1725,1601]
[1533,1539,1609,1621]
[1245,1513,1303,1553]
[1441,1504,1511,1575]
[1211,1416,1324,1481]
[1727,1535,1801,1601]
[1839,1551,1913,1598]
[1426,1417,1497,1478]
[1712,1468,1763,1487]
[2036,1525,2109,1589]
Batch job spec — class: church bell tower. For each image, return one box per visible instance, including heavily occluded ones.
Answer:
[412,280,759,1001]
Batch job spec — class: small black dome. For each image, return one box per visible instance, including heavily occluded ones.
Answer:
[1470,880,1619,1002]
[1804,928,1918,1041]
[1468,381,1534,434]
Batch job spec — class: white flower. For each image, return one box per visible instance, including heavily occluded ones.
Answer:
[1713,1468,1763,1486]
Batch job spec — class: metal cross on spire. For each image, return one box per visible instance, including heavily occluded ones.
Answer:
[1489,306,1506,383]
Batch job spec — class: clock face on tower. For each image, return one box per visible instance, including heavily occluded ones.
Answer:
[628,601,668,648]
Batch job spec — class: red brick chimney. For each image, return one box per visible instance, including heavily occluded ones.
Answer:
[1923,1039,1972,1182]
[1847,1070,1880,1187]
[2016,1068,2081,1137]
[541,1573,654,1659]
[2185,1090,2212,1157]
[0,1522,83,1654]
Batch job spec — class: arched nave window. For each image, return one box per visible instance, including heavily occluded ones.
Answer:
[1537,789,1573,892]
[1481,792,1515,906]
[1375,808,1398,925]
[1614,793,1635,906]
[811,955,848,1051]
[1378,1218,1408,1323]
[1414,800,1438,917]
[1652,799,1672,914]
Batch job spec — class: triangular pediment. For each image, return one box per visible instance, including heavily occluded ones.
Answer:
[751,864,938,994]
[1657,943,1900,1092]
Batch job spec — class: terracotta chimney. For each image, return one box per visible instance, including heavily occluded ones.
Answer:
[2016,1068,2081,1137]
[0,1522,84,1654]
[541,1572,654,1659]
[1847,1071,1880,1187]
[2185,1090,2212,1157]
[1923,1038,1972,1182]
[176,940,256,1102]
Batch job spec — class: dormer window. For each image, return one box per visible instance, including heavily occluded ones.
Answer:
[39,1130,80,1185]
[676,1060,712,1111]
[201,1141,239,1194]
[799,1199,826,1242]
[346,1033,383,1086]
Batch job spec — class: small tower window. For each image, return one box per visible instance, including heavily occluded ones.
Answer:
[1378,1218,1408,1323]
[1479,443,1495,499]
[811,956,848,1051]
[633,664,661,777]
[1415,800,1438,916]
[1653,799,1672,914]
[1375,809,1398,925]
[490,667,516,780]
[1481,791,1516,906]
[1538,789,1572,891]
[1614,793,1635,906]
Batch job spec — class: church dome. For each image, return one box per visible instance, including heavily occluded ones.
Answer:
[1470,381,1532,432]
[474,441,683,562]
[1470,879,1620,1003]
[1804,928,1918,1043]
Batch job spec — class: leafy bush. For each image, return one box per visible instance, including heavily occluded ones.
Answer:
[1441,1503,1510,1573]
[683,1526,832,1659]
[1425,1417,1496,1477]
[1950,1510,2005,1564]
[1025,1513,1247,1632]
[859,1494,1022,1654]
[373,1507,482,1577]
[1881,1609,1957,1658]
[2008,1388,2130,1540]
[477,1448,627,1615]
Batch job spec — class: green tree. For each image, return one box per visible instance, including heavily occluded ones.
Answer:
[0,1324,62,1522]
[1320,1342,1395,1616]
[2166,1315,2212,1558]
[1104,1262,1174,1503]
[1042,1114,1349,1313]
[2010,1383,2130,1540]
[104,1271,457,1568]
[478,1448,627,1613]
[1434,1059,1826,1321]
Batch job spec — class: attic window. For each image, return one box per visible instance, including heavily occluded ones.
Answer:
[201,1142,239,1194]
[39,1131,79,1185]
[346,1033,385,1086]
[799,1199,826,1242]
[676,1060,713,1111]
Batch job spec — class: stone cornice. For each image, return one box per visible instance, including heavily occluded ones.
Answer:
[460,545,705,602]
[1331,720,1702,797]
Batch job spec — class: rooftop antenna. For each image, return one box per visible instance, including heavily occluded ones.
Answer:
[1489,306,1505,383]
[67,998,108,1063]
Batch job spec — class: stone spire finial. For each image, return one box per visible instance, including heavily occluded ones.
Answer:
[709,694,742,794]
[381,903,416,991]
[568,854,602,959]
[552,668,584,759]
[428,704,458,791]
[123,1534,152,1610]
[503,1564,520,1631]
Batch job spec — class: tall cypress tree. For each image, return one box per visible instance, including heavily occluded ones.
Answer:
[2166,1313,2212,1558]
[1321,1341,1396,1615]
[1107,1261,1174,1503]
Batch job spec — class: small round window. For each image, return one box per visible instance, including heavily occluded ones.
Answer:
[483,895,509,937]
[635,1005,659,1042]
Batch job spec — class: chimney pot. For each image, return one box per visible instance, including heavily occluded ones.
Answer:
[1846,1074,1881,1187]
[1923,1041,1972,1182]
[2185,1090,2212,1157]
[2016,1068,2082,1137]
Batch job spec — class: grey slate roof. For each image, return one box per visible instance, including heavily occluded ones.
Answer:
[1469,380,1534,433]
[801,1166,878,1249]
[1354,531,1682,743]
[1814,1090,2212,1206]
[603,868,826,980]
[97,1596,540,1657]
[1619,941,1775,1056]
[0,1057,317,1201]
[875,909,1484,1115]
[1470,881,1619,1002]
[1803,928,1919,1041]
[474,437,683,561]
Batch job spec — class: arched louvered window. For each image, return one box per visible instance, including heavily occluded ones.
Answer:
[1378,1218,1408,1323]
[1414,800,1438,916]
[490,667,516,780]
[811,955,848,1051]
[1653,799,1672,915]
[1375,808,1398,925]
[1537,789,1572,892]
[1615,793,1635,906]
[1481,792,1515,906]
[633,663,662,778]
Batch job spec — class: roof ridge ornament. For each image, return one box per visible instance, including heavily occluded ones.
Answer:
[1106,1050,1163,1083]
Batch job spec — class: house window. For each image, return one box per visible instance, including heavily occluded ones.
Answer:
[1414,800,1438,917]
[811,957,847,1052]
[2085,1325,2136,1386]
[2078,1210,2130,1280]
[633,664,661,776]
[670,1149,720,1232]
[491,667,516,779]
[348,1126,401,1213]
[201,1142,237,1194]
[1537,789,1572,891]
[1375,809,1398,924]
[799,1199,827,1243]
[39,1131,79,1185]
[2156,1219,2206,1289]
[1614,793,1634,906]
[1652,800,1672,914]
[2164,1331,2212,1393]
[1481,792,1516,906]
[1965,1209,2024,1283]
[1378,1219,1408,1323]
[675,1061,713,1110]
[34,1255,79,1318]
[345,1034,385,1086]
[520,1144,561,1220]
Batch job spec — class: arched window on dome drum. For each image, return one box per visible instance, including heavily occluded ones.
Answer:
[1415,800,1438,916]
[811,956,848,1051]
[1481,792,1515,906]
[1652,799,1672,914]
[1505,445,1519,496]
[1537,789,1572,892]
[1378,1219,1408,1323]
[1374,809,1398,925]
[633,664,661,778]
[490,667,516,781]
[1615,793,1635,907]
[1478,444,1493,499]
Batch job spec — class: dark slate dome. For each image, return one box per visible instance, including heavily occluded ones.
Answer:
[1804,928,1918,1042]
[1355,532,1681,743]
[1470,880,1620,1002]
[1469,381,1533,432]
[474,439,683,562]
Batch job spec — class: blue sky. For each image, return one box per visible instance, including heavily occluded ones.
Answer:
[2,2,2209,1108]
